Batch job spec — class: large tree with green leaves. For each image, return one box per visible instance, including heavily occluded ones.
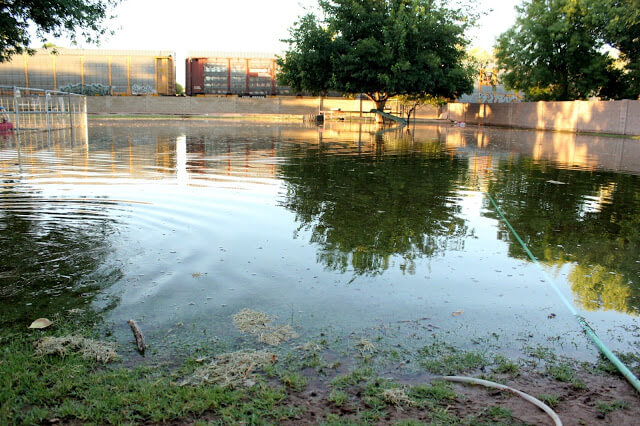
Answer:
[277,0,475,111]
[589,0,640,99]
[496,0,640,101]
[495,0,614,101]
[0,0,119,62]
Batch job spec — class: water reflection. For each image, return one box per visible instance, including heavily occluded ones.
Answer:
[278,140,470,276]
[485,158,640,315]
[0,182,122,326]
[2,119,640,346]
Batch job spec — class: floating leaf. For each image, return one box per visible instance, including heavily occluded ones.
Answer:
[29,318,52,329]
[452,310,464,317]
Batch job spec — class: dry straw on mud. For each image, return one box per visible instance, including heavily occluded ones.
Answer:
[232,309,298,346]
[34,336,117,363]
[184,350,275,388]
[259,325,298,346]
[232,309,272,334]
[381,388,414,407]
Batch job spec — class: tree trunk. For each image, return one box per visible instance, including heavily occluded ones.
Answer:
[374,99,387,124]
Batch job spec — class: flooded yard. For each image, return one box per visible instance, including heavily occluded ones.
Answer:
[1,119,639,364]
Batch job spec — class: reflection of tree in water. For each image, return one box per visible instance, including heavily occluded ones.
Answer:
[278,142,469,276]
[0,183,122,326]
[485,158,640,315]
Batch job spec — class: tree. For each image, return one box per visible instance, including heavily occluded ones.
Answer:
[396,94,446,123]
[495,0,615,101]
[589,0,640,99]
[0,0,119,63]
[277,0,475,113]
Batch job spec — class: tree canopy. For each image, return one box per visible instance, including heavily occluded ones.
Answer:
[495,0,640,101]
[277,0,475,109]
[0,0,119,62]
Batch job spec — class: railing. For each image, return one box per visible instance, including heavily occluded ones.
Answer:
[0,85,87,132]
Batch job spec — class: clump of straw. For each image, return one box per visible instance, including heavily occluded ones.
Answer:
[185,350,275,388]
[34,336,117,364]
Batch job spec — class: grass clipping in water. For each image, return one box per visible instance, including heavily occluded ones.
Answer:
[232,309,298,346]
[34,336,117,364]
[184,350,275,388]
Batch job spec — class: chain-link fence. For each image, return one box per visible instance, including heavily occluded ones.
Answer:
[0,85,87,133]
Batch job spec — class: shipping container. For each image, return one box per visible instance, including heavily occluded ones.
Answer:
[0,48,176,96]
[186,52,290,96]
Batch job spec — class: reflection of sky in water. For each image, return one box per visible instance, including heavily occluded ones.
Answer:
[1,121,639,361]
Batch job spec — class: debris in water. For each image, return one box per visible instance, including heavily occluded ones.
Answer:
[298,341,323,352]
[356,338,375,354]
[29,318,53,329]
[259,325,298,346]
[452,310,464,317]
[546,180,567,185]
[381,388,414,407]
[233,309,298,345]
[183,350,275,388]
[128,319,146,355]
[34,336,117,363]
[232,309,272,334]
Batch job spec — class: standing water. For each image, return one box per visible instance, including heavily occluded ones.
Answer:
[1,120,639,363]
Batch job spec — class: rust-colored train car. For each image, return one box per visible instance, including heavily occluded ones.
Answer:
[186,52,291,96]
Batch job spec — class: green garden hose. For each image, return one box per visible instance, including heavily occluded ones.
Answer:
[485,192,640,394]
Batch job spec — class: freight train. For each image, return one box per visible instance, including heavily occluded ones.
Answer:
[185,52,290,96]
[0,48,175,95]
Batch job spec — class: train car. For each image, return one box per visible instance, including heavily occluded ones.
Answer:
[186,52,292,96]
[0,48,175,96]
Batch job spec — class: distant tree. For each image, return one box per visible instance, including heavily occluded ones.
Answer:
[396,94,446,123]
[589,0,640,99]
[175,83,185,96]
[277,0,475,113]
[495,0,615,101]
[0,0,120,62]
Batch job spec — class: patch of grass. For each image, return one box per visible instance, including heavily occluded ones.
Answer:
[537,394,561,408]
[594,352,640,377]
[545,363,575,382]
[420,350,488,375]
[493,355,520,375]
[328,389,349,407]
[409,381,457,403]
[483,405,513,420]
[280,371,307,392]
[526,345,557,363]
[330,366,373,389]
[0,317,302,424]
[596,400,629,415]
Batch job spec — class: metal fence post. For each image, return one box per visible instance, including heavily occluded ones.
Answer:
[13,87,20,132]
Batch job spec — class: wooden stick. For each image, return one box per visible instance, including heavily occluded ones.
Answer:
[128,319,146,354]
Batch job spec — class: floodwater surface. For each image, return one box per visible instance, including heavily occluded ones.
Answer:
[1,120,639,362]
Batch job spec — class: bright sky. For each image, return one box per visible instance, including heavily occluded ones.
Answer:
[33,0,522,84]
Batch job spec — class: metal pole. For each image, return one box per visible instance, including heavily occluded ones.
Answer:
[13,87,20,132]
[45,91,51,147]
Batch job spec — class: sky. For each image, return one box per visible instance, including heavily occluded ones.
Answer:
[32,0,522,84]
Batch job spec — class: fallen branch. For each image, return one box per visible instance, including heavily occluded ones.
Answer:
[127,319,146,355]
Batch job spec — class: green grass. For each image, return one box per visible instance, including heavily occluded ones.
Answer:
[596,400,629,415]
[493,356,520,375]
[328,389,349,407]
[420,349,488,375]
[0,315,304,424]
[537,394,561,408]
